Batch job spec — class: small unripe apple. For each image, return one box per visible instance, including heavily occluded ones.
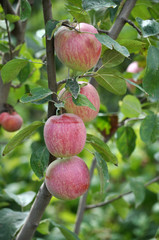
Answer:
[59,82,100,122]
[44,113,86,157]
[126,61,143,92]
[54,23,102,72]
[45,156,90,200]
[0,112,23,132]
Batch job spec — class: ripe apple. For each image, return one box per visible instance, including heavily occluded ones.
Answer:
[54,23,102,72]
[59,81,100,122]
[126,61,143,92]
[0,111,23,132]
[44,113,86,157]
[45,156,90,200]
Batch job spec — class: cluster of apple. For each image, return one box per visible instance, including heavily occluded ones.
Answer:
[44,23,102,200]
[0,111,23,132]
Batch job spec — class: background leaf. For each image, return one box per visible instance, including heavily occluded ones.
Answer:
[4,190,35,207]
[116,126,137,158]
[129,178,145,208]
[3,121,44,155]
[82,0,117,11]
[20,0,31,21]
[87,134,118,165]
[0,208,28,240]
[102,49,125,68]
[120,95,142,118]
[1,59,28,83]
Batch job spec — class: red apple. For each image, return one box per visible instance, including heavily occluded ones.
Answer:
[126,61,143,92]
[59,81,100,122]
[0,112,23,132]
[45,156,90,200]
[54,23,102,72]
[44,113,86,157]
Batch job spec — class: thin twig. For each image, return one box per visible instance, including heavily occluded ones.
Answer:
[85,176,159,210]
[4,18,13,60]
[122,17,142,36]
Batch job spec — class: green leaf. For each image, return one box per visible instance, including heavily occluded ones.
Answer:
[102,49,125,68]
[125,79,148,95]
[116,126,136,158]
[140,113,159,144]
[1,59,28,83]
[20,87,53,104]
[95,152,109,194]
[3,121,44,156]
[6,14,20,23]
[65,78,80,99]
[129,178,145,208]
[117,39,144,53]
[95,34,130,57]
[87,134,118,165]
[37,219,50,235]
[72,93,96,111]
[94,67,127,95]
[136,17,159,38]
[51,221,80,240]
[46,20,60,40]
[155,228,159,239]
[18,63,31,83]
[146,183,159,194]
[0,208,28,240]
[0,42,9,53]
[82,0,117,11]
[120,95,142,118]
[111,197,129,219]
[4,190,35,207]
[143,46,159,99]
[30,146,49,179]
[20,0,31,21]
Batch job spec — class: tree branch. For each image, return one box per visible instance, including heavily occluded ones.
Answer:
[85,176,159,210]
[16,1,57,239]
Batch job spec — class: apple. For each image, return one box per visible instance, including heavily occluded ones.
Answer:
[126,61,143,92]
[45,156,90,200]
[59,81,100,122]
[54,23,102,72]
[0,111,23,132]
[44,113,86,157]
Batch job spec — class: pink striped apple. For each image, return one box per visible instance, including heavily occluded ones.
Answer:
[54,23,102,72]
[44,113,86,157]
[59,81,100,122]
[45,156,90,200]
[0,111,23,132]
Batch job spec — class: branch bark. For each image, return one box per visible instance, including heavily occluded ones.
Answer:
[16,1,57,239]
[85,176,159,210]
[75,0,138,234]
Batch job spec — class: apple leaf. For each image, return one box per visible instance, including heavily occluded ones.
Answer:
[1,58,28,83]
[87,134,118,165]
[6,14,20,23]
[72,93,96,111]
[20,87,53,104]
[82,0,117,11]
[143,46,159,99]
[95,152,109,194]
[136,17,159,38]
[3,121,44,156]
[116,126,137,158]
[146,183,159,194]
[30,146,49,179]
[65,78,80,99]
[46,19,61,40]
[102,49,125,68]
[94,67,127,95]
[0,208,28,240]
[111,197,129,219]
[95,34,130,57]
[120,95,142,118]
[20,0,31,21]
[117,39,144,53]
[37,219,50,235]
[155,228,159,239]
[51,221,80,240]
[140,113,159,144]
[125,79,148,95]
[4,190,36,207]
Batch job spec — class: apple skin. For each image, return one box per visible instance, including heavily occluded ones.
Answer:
[59,82,100,122]
[0,112,23,132]
[54,23,102,72]
[126,61,143,92]
[44,113,86,158]
[45,156,90,200]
